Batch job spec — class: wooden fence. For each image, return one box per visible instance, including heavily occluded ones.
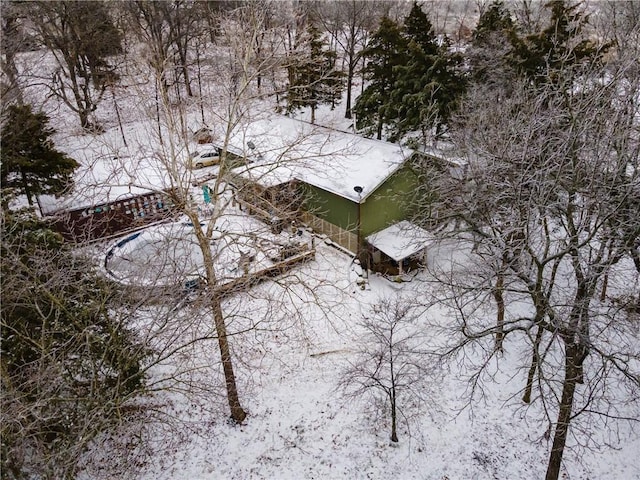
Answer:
[48,191,178,243]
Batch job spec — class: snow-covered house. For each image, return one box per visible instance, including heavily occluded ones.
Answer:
[227,116,432,271]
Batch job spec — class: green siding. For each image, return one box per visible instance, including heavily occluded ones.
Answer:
[360,165,418,236]
[302,185,358,232]
[301,163,418,236]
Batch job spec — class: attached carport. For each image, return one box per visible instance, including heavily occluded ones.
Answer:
[365,220,433,275]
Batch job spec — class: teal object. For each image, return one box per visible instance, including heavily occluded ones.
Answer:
[202,185,211,204]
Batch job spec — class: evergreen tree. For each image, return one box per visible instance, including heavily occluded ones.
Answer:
[510,0,604,84]
[468,1,517,86]
[403,1,439,56]
[386,2,465,143]
[287,24,344,124]
[473,0,515,44]
[1,211,148,478]
[1,104,79,211]
[353,16,408,140]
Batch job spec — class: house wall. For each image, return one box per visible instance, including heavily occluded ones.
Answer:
[301,185,358,252]
[300,164,419,253]
[360,165,419,237]
[301,211,358,253]
[302,185,358,232]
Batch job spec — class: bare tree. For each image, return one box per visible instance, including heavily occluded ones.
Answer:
[124,0,202,101]
[340,297,433,443]
[29,1,123,130]
[109,2,324,424]
[426,54,640,480]
[124,1,174,104]
[311,1,383,119]
[0,1,27,107]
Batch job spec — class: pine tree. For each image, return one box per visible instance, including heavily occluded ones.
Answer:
[385,2,465,143]
[403,1,439,56]
[287,24,344,124]
[1,211,148,477]
[353,16,408,140]
[510,0,605,84]
[1,104,79,211]
[473,0,515,45]
[468,1,517,87]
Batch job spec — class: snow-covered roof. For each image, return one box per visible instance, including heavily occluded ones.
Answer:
[365,220,434,262]
[229,116,413,203]
[39,154,168,214]
[41,114,412,214]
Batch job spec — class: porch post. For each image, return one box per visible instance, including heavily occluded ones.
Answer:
[353,186,363,260]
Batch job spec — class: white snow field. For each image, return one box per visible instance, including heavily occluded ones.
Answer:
[81,233,640,480]
[70,143,638,480]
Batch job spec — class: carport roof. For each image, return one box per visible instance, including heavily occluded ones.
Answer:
[365,221,434,262]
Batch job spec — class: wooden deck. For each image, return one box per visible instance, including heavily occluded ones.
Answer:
[213,248,315,298]
[234,195,298,233]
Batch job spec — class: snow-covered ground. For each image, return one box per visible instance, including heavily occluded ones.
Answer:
[15,45,640,480]
[80,234,640,480]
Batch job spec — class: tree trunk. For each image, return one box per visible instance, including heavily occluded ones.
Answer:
[493,268,505,352]
[20,169,34,207]
[195,43,205,124]
[361,54,366,95]
[182,65,193,97]
[155,82,164,147]
[390,344,398,443]
[212,297,247,423]
[67,62,94,131]
[523,325,543,404]
[390,389,398,443]
[178,47,193,97]
[79,107,91,130]
[345,68,353,119]
[1,12,24,105]
[600,273,608,301]
[255,31,264,93]
[112,87,127,147]
[545,343,580,480]
[190,217,247,424]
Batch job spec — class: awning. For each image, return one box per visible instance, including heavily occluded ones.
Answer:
[365,221,433,262]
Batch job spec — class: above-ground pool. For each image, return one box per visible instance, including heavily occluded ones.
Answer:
[104,218,305,289]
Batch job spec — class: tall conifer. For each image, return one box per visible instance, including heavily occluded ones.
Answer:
[1,104,79,211]
[468,1,517,87]
[353,16,407,140]
[386,3,465,143]
[287,24,344,124]
[510,0,604,84]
